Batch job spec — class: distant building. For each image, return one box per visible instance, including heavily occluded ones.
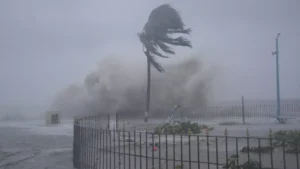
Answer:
[46,111,61,125]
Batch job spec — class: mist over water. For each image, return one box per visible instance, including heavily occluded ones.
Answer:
[50,55,220,118]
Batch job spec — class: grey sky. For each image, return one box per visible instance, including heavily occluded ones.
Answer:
[0,0,299,110]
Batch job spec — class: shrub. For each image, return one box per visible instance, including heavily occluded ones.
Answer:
[223,154,262,169]
[153,121,212,134]
[273,130,300,153]
[240,146,274,153]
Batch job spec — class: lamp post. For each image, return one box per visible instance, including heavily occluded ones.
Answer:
[272,33,281,117]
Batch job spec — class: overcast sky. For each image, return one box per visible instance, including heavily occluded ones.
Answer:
[0,0,300,110]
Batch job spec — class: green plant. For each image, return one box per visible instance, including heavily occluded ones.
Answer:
[175,164,183,169]
[153,121,210,134]
[223,154,262,169]
[273,130,300,153]
[223,154,239,169]
[240,146,274,153]
[239,160,261,169]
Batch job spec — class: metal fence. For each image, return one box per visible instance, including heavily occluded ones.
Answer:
[192,103,300,124]
[116,104,300,125]
[73,115,300,169]
[73,114,110,168]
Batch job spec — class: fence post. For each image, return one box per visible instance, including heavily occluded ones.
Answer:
[180,111,183,122]
[242,96,245,124]
[108,114,110,129]
[73,117,79,169]
[268,128,274,168]
[224,128,228,168]
[116,113,119,131]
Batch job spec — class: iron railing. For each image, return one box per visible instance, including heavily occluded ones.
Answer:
[73,115,300,169]
[116,104,300,125]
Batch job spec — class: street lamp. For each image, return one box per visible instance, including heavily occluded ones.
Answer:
[272,33,281,117]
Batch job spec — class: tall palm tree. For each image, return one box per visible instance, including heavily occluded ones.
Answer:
[138,4,192,122]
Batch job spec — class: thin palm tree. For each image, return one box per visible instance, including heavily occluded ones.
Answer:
[138,4,192,122]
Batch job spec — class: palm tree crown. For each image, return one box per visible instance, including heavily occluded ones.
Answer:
[138,4,192,72]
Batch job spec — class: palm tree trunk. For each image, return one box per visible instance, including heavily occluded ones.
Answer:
[145,50,151,123]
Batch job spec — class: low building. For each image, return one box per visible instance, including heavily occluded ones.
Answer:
[46,111,61,125]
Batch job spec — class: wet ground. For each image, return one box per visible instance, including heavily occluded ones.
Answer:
[0,118,300,169]
[0,120,73,169]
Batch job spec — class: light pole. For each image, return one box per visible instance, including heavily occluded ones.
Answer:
[272,33,281,117]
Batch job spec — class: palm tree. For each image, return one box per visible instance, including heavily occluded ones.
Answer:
[138,4,192,122]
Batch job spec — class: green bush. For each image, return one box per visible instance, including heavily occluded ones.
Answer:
[223,154,262,169]
[273,130,300,153]
[153,121,212,134]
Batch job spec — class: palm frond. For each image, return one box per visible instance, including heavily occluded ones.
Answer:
[159,36,192,48]
[144,51,165,72]
[145,4,185,35]
[139,3,192,71]
[155,41,175,55]
[139,32,170,58]
[167,28,192,35]
[150,50,169,58]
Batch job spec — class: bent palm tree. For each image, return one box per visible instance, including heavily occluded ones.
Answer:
[138,4,192,122]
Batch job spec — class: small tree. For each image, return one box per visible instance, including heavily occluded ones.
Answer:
[138,4,192,122]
